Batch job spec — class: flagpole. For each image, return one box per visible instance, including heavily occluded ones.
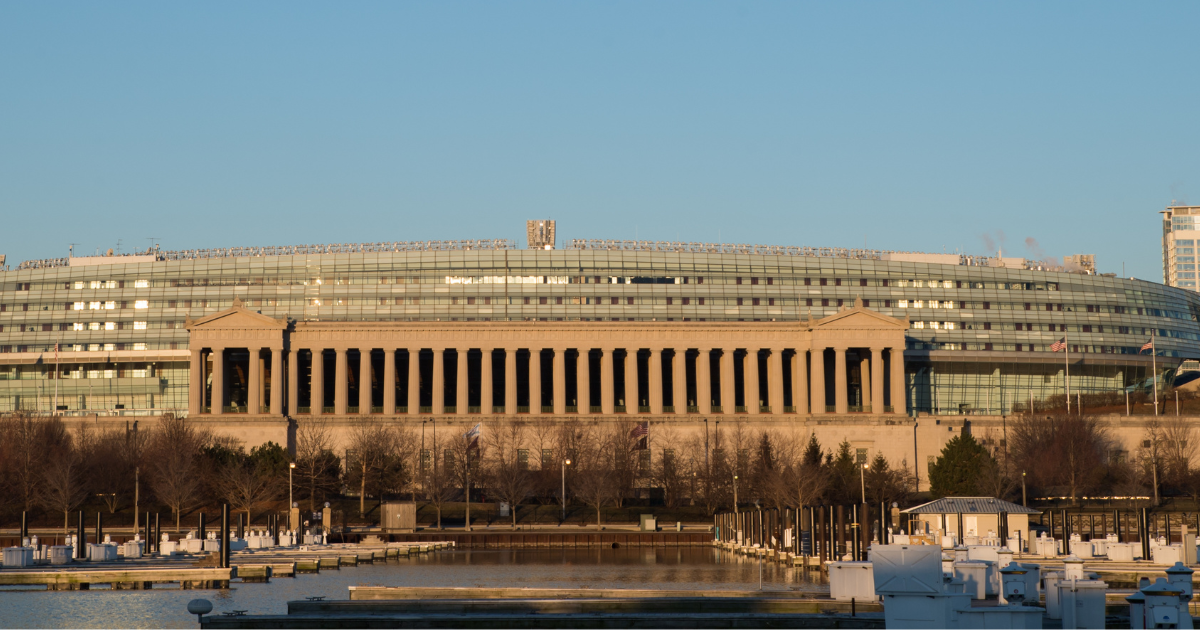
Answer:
[1153,329,1158,416]
[1065,332,1070,414]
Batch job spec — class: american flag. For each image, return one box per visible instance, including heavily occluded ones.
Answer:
[1050,338,1066,352]
[629,421,649,439]
[1141,339,1154,352]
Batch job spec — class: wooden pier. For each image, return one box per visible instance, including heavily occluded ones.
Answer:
[0,567,236,590]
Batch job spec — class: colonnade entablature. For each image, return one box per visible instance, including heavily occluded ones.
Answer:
[186,298,908,418]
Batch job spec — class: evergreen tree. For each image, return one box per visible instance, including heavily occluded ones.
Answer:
[802,434,823,468]
[928,434,994,498]
[827,440,859,503]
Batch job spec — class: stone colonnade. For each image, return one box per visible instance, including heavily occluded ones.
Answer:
[186,301,908,418]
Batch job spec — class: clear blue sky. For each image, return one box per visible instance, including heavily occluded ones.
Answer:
[2,2,1197,280]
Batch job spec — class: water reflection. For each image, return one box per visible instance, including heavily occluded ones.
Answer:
[0,547,826,629]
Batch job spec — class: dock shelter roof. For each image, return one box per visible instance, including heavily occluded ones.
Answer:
[901,497,1039,515]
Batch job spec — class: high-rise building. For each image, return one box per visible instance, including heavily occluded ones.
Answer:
[1162,205,1200,289]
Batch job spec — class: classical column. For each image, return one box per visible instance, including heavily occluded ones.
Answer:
[505,348,518,415]
[188,348,202,415]
[247,345,261,410]
[698,349,712,414]
[624,349,638,413]
[860,353,871,413]
[600,348,615,415]
[834,347,848,414]
[792,349,808,415]
[211,348,225,415]
[745,349,760,415]
[259,353,267,414]
[334,349,349,415]
[719,349,734,415]
[769,349,784,415]
[890,347,906,415]
[383,349,397,415]
[287,349,298,416]
[407,350,420,415]
[673,349,687,414]
[553,348,566,415]
[810,347,825,415]
[359,349,373,414]
[529,349,542,415]
[577,349,590,415]
[312,349,325,414]
[871,347,886,415]
[456,349,469,414]
[432,348,445,415]
[481,349,493,414]
[649,349,663,415]
[270,349,283,415]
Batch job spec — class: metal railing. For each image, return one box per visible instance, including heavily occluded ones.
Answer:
[322,406,335,414]
[517,405,530,413]
[17,239,517,270]
[444,406,456,414]
[687,405,699,413]
[541,405,553,413]
[638,405,651,413]
[468,406,481,413]
[783,405,796,413]
[566,405,578,413]
[614,405,626,413]
[759,405,771,413]
[711,405,723,413]
[371,406,383,413]
[589,406,602,413]
[663,405,674,413]
[735,405,747,413]
[298,406,311,414]
[348,406,359,414]
[565,238,1005,267]
[419,406,432,413]
[492,405,505,413]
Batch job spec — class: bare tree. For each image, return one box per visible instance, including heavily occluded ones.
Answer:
[1,413,69,512]
[147,414,207,532]
[1010,413,1113,505]
[486,420,534,527]
[220,459,280,522]
[81,425,146,513]
[294,418,340,511]
[40,432,88,533]
[571,424,617,528]
[345,420,400,517]
[422,424,457,529]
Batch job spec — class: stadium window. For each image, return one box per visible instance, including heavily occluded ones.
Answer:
[821,299,829,307]
[626,297,634,305]
[804,278,811,286]
[698,297,705,305]
[752,298,759,306]
[982,302,990,309]
[750,277,758,285]
[666,297,673,305]
[806,298,813,306]
[766,277,773,285]
[768,298,775,306]
[820,278,827,286]
[835,278,842,286]
[610,297,618,305]
[737,298,744,306]
[862,299,869,307]
[681,297,689,305]
[860,279,867,287]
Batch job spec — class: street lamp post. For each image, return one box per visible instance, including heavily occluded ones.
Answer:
[1022,471,1027,507]
[860,462,868,503]
[733,475,739,514]
[562,459,571,521]
[288,462,295,524]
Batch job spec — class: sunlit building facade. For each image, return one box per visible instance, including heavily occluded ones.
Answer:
[1,229,1198,418]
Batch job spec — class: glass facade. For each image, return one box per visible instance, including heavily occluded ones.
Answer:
[2,245,1198,415]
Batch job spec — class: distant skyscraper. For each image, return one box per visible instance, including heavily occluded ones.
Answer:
[1162,205,1200,289]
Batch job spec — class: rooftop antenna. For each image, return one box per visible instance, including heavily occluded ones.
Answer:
[68,243,78,258]
[116,239,123,255]
[146,237,160,253]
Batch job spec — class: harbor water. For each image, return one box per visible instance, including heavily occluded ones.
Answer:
[0,547,825,629]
